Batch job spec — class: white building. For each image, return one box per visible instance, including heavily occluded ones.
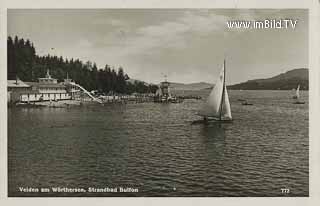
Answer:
[8,70,80,103]
[7,79,31,103]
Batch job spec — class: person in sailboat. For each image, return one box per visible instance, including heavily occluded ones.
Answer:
[197,60,232,122]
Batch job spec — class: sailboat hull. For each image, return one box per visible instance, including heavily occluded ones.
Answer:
[293,101,305,104]
[195,113,233,122]
[191,117,233,125]
[207,117,232,122]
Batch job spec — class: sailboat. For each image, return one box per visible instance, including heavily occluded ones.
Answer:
[155,87,163,96]
[154,87,163,102]
[197,60,232,122]
[292,84,300,99]
[293,84,305,104]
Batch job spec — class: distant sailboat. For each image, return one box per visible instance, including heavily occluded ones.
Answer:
[293,84,300,99]
[167,87,172,99]
[293,84,305,104]
[155,87,162,96]
[197,60,232,122]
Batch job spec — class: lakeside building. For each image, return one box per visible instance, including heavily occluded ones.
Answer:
[159,80,171,99]
[7,79,31,103]
[154,78,175,102]
[7,70,80,104]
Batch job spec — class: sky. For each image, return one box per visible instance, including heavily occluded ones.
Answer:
[8,9,308,84]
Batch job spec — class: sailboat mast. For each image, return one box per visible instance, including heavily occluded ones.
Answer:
[219,59,226,120]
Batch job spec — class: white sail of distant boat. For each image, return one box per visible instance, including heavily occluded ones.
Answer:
[293,84,305,104]
[198,60,232,121]
[296,84,300,99]
[155,87,162,96]
[293,84,300,99]
[168,87,172,99]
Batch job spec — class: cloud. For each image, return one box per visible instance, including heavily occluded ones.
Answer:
[179,11,228,34]
[92,17,126,27]
[8,9,307,84]
[78,38,93,48]
[103,10,230,59]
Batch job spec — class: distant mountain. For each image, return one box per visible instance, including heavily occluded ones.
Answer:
[127,79,214,90]
[126,78,153,86]
[169,82,214,91]
[228,68,308,90]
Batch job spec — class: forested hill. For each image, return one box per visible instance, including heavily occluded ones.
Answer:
[7,36,158,94]
[228,68,308,90]
[169,82,213,90]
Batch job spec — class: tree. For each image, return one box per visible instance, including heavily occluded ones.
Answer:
[7,35,156,94]
[116,67,126,93]
[7,36,15,79]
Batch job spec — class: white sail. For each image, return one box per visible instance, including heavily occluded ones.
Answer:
[296,84,300,99]
[155,87,162,96]
[221,85,232,119]
[168,87,172,99]
[198,61,232,120]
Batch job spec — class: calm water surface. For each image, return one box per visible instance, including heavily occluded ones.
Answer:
[8,90,309,197]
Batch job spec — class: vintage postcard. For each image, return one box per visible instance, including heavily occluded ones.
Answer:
[0,0,319,205]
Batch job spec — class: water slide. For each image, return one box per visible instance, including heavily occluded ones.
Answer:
[69,82,103,104]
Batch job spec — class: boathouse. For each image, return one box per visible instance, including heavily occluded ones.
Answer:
[7,78,31,103]
[7,70,80,103]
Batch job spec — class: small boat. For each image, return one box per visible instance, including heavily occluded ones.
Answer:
[197,59,232,122]
[292,84,305,104]
[169,96,183,103]
[241,101,253,106]
[292,84,300,99]
[293,101,305,104]
[237,98,246,102]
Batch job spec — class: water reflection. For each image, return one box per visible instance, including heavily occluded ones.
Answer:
[200,123,225,137]
[198,123,226,160]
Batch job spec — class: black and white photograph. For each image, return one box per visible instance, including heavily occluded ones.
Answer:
[6,8,309,198]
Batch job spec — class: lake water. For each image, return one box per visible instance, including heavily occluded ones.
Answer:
[8,90,309,197]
